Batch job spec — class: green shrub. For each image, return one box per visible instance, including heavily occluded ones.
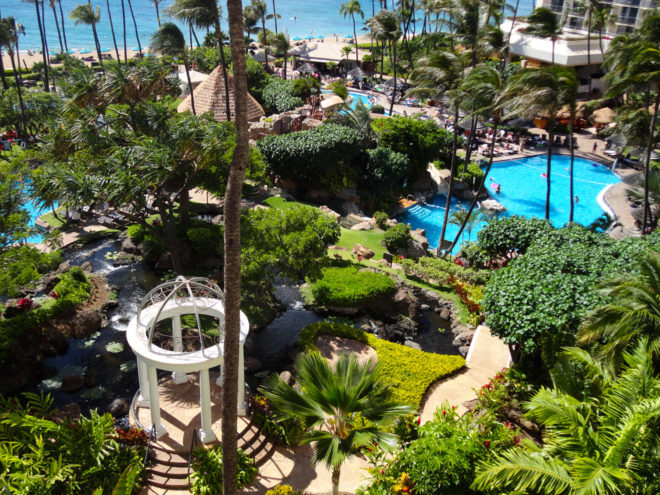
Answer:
[370,104,385,114]
[373,211,389,230]
[262,78,304,113]
[126,224,146,244]
[328,80,348,100]
[383,223,411,252]
[301,322,465,407]
[363,147,411,192]
[309,266,395,306]
[455,161,485,189]
[186,225,223,257]
[291,76,320,99]
[266,485,300,495]
[0,246,62,297]
[401,257,491,286]
[189,445,257,494]
[476,216,554,259]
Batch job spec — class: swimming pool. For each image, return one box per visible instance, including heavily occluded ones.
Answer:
[321,89,384,113]
[400,154,621,250]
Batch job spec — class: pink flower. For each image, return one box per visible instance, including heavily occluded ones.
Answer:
[417,417,421,425]
[485,440,490,449]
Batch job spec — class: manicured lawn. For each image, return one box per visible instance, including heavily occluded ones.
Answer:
[264,196,316,211]
[38,209,66,229]
[335,227,386,259]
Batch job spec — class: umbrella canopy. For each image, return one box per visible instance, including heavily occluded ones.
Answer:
[317,35,325,39]
[347,66,369,79]
[592,107,616,124]
[305,35,314,40]
[48,51,57,56]
[458,117,487,131]
[344,34,354,38]
[606,133,627,147]
[297,62,316,73]
[79,49,92,54]
[557,102,588,118]
[382,77,408,88]
[293,36,303,41]
[100,48,110,53]
[66,49,75,54]
[321,95,345,110]
[132,46,140,51]
[505,117,535,129]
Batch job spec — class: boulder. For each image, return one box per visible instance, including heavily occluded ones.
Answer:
[320,206,341,223]
[107,398,130,417]
[385,218,398,228]
[211,214,224,225]
[39,274,61,294]
[428,166,451,196]
[410,229,429,249]
[80,261,93,273]
[60,375,85,393]
[420,304,431,311]
[244,356,262,373]
[351,221,374,231]
[412,169,438,194]
[352,244,375,259]
[56,261,71,274]
[342,213,372,229]
[439,308,452,320]
[279,370,295,386]
[51,403,81,423]
[481,198,506,213]
[120,236,140,254]
[68,310,103,338]
[301,118,323,131]
[404,340,422,351]
[405,238,427,260]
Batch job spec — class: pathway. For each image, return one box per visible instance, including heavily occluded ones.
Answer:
[420,325,510,422]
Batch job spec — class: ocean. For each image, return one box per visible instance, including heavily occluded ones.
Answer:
[0,0,535,53]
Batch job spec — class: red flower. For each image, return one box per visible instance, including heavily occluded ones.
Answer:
[17,298,33,310]
[50,291,60,299]
[484,440,490,449]
[381,469,385,475]
[442,410,446,416]
[513,436,520,444]
[417,417,421,425]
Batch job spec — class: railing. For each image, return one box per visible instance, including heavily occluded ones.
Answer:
[143,423,158,468]
[549,2,564,13]
[187,429,200,479]
[614,0,640,6]
[618,15,638,25]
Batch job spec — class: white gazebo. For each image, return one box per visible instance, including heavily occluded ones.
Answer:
[127,277,250,443]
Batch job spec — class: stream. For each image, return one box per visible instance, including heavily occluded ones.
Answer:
[23,238,461,414]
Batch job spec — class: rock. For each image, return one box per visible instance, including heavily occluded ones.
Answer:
[80,261,93,273]
[320,206,341,223]
[68,310,103,339]
[405,238,427,260]
[377,259,390,266]
[385,218,398,228]
[404,340,422,350]
[279,370,295,386]
[51,403,81,423]
[211,214,224,225]
[112,252,140,266]
[410,229,429,250]
[352,244,375,259]
[326,305,360,316]
[481,198,506,213]
[351,221,374,231]
[458,188,476,201]
[3,299,24,319]
[377,317,419,343]
[244,356,262,373]
[39,274,61,294]
[428,164,451,195]
[301,117,323,131]
[421,304,430,311]
[440,308,451,320]
[463,398,479,411]
[56,261,71,274]
[107,398,130,417]
[328,245,348,251]
[458,345,470,356]
[120,236,140,254]
[60,375,85,393]
[342,213,373,229]
[412,169,438,195]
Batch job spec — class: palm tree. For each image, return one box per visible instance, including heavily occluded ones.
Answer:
[271,0,278,33]
[70,3,103,67]
[167,0,232,121]
[367,10,402,116]
[449,208,486,245]
[0,17,28,137]
[271,32,290,78]
[591,4,616,57]
[0,11,6,91]
[563,68,578,223]
[408,50,466,255]
[249,0,273,67]
[260,352,413,495]
[340,0,364,63]
[58,0,69,52]
[503,66,574,221]
[578,251,660,370]
[22,0,50,91]
[151,0,161,26]
[521,7,564,65]
[106,0,122,64]
[222,0,250,492]
[127,0,142,56]
[49,0,64,52]
[328,103,377,146]
[151,23,196,115]
[472,340,660,494]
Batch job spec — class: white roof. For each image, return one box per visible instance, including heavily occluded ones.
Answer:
[289,42,367,63]
[321,95,344,109]
[178,67,209,84]
[500,19,611,66]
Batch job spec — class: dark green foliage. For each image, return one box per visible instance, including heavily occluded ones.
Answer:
[0,246,62,297]
[370,104,385,114]
[373,211,389,230]
[481,223,660,361]
[0,169,29,250]
[189,45,232,73]
[0,392,144,493]
[291,76,321,99]
[328,80,348,100]
[363,147,410,192]
[245,56,271,103]
[186,225,223,257]
[401,256,492,286]
[476,216,554,259]
[455,161,485,189]
[383,223,411,252]
[309,266,396,306]
[257,124,364,184]
[0,89,62,132]
[373,117,458,180]
[262,78,304,113]
[189,445,257,494]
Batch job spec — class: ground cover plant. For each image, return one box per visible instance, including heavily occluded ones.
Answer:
[309,265,396,307]
[300,322,465,407]
[189,445,257,494]
[0,246,62,297]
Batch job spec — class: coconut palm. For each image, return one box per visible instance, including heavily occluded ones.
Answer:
[449,208,486,245]
[521,7,564,65]
[327,103,377,146]
[560,67,579,223]
[105,0,121,64]
[126,0,142,56]
[70,3,104,67]
[271,0,279,33]
[249,0,275,67]
[408,50,466,255]
[22,0,50,91]
[472,339,660,494]
[121,0,127,62]
[503,66,575,221]
[260,352,414,495]
[0,17,27,137]
[151,0,161,26]
[591,4,616,57]
[578,251,660,370]
[167,0,232,121]
[49,0,64,52]
[340,0,364,63]
[222,0,250,492]
[367,9,402,116]
[270,32,290,78]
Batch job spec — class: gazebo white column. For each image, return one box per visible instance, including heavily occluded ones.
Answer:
[171,316,188,384]
[147,365,167,439]
[137,358,150,407]
[199,369,216,443]
[237,344,246,416]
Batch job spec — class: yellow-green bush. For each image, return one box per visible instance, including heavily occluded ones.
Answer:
[301,322,465,408]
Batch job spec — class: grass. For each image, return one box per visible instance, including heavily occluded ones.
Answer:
[263,196,316,211]
[38,208,66,229]
[335,227,387,259]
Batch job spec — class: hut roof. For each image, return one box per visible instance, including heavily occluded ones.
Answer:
[177,65,265,122]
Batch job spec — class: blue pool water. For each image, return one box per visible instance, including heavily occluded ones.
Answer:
[25,197,49,244]
[400,154,621,250]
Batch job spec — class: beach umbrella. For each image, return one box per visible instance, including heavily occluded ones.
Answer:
[592,107,616,124]
[458,117,487,131]
[504,117,535,129]
[293,36,303,41]
[382,77,408,89]
[48,51,57,56]
[132,46,140,51]
[305,35,314,40]
[321,95,344,110]
[344,34,354,38]
[297,62,316,73]
[67,49,75,54]
[347,66,369,79]
[80,49,92,54]
[317,35,325,39]
[100,48,110,53]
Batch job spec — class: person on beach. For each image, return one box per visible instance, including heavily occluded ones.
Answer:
[592,142,597,153]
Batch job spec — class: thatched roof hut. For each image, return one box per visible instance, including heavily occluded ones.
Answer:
[177,66,265,122]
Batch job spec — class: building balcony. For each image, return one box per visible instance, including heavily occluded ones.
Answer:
[549,2,564,13]
[618,15,638,24]
[614,0,640,6]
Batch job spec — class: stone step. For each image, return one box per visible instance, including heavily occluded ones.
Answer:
[146,472,190,492]
[150,449,189,468]
[147,465,190,480]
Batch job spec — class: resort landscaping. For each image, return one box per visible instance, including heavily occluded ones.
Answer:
[0,0,659,493]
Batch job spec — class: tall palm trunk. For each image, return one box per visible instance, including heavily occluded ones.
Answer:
[121,0,128,63]
[463,117,477,170]
[51,2,64,52]
[445,119,500,256]
[438,104,460,256]
[223,1,249,494]
[352,14,359,63]
[586,10,592,94]
[215,19,232,121]
[192,25,201,47]
[569,110,575,222]
[261,16,269,67]
[545,119,555,220]
[155,1,161,26]
[331,466,341,495]
[551,36,555,65]
[14,35,23,84]
[35,0,50,91]
[272,0,278,33]
[127,0,142,56]
[379,40,384,78]
[0,53,7,90]
[389,41,397,116]
[58,0,68,51]
[106,0,122,64]
[41,0,55,90]
[506,0,520,54]
[7,49,27,139]
[183,51,196,115]
[642,95,660,234]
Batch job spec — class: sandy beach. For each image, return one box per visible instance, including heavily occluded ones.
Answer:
[2,48,145,71]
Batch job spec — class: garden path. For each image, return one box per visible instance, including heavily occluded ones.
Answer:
[420,325,510,422]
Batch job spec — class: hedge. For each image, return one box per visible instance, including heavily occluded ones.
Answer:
[401,257,491,286]
[301,322,465,408]
[309,265,396,306]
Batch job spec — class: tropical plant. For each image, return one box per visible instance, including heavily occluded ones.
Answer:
[472,340,660,494]
[367,10,402,116]
[270,32,290,78]
[260,352,414,495]
[105,0,121,64]
[150,22,197,115]
[0,17,28,137]
[189,445,257,494]
[126,0,142,55]
[70,2,103,67]
[151,0,162,25]
[340,0,364,62]
[521,7,564,65]
[449,208,487,246]
[48,0,64,52]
